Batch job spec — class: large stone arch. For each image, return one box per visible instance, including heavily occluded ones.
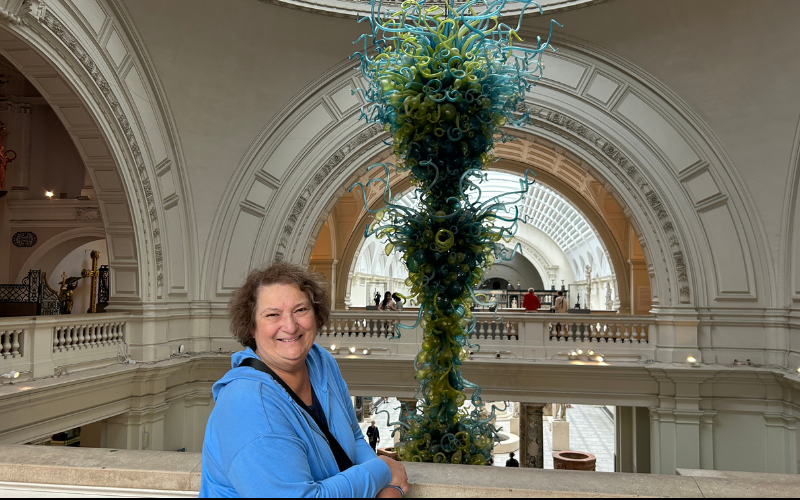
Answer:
[0,0,197,358]
[208,36,773,358]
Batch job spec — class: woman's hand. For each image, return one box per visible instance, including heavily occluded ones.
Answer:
[376,486,403,498]
[378,456,408,496]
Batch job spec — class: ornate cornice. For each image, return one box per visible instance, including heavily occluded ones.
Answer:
[525,102,691,303]
[39,9,163,295]
[256,0,612,21]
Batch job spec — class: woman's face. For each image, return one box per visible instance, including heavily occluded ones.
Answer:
[253,283,317,373]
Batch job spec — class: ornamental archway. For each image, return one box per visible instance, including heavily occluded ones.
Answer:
[0,0,197,313]
[208,37,773,355]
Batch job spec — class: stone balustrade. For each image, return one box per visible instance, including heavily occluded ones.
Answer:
[53,321,125,352]
[0,313,130,378]
[0,445,798,497]
[321,310,656,361]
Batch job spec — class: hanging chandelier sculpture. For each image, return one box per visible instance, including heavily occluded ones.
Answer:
[351,0,558,465]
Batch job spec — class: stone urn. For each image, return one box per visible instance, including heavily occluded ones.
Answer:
[552,450,596,471]
[377,447,399,461]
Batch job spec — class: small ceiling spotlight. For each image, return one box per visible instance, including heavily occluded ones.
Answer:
[576,349,583,355]
[45,191,54,199]
[687,356,700,367]
[362,349,370,355]
[588,351,594,356]
[796,367,800,374]
[596,356,604,363]
[349,347,356,354]
[1,371,19,380]
[330,344,337,351]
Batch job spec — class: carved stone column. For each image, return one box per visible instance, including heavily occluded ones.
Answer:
[518,403,545,468]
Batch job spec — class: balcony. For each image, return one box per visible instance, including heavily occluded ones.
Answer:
[318,310,655,362]
[0,445,797,498]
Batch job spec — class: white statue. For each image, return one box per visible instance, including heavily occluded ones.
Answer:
[605,282,613,310]
[584,265,592,310]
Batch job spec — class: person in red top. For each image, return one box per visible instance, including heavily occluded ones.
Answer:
[522,288,541,312]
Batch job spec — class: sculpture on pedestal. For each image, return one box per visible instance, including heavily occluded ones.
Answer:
[351,0,558,464]
[58,272,82,315]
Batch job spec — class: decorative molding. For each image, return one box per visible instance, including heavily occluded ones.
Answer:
[11,231,36,247]
[525,103,692,303]
[0,99,31,113]
[256,0,610,20]
[39,9,163,294]
[273,123,382,262]
[75,206,101,221]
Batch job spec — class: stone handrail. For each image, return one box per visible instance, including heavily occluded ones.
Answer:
[322,310,656,361]
[0,445,798,497]
[0,313,130,378]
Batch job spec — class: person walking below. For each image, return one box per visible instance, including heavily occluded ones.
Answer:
[522,288,541,312]
[366,421,380,452]
[505,452,519,467]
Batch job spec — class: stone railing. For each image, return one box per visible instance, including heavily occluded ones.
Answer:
[0,314,129,378]
[320,311,656,361]
[0,445,798,498]
[547,316,652,344]
[0,329,23,360]
[53,321,125,352]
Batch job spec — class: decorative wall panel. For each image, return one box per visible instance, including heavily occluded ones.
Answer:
[616,92,700,173]
[260,104,333,179]
[700,205,750,294]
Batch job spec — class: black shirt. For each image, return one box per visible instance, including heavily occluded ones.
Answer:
[366,425,380,442]
[306,383,327,430]
[506,457,519,467]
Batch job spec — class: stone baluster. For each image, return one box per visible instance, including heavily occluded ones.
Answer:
[2,332,10,359]
[355,319,363,338]
[631,324,639,343]
[101,324,109,346]
[114,323,122,343]
[509,322,518,340]
[642,324,649,343]
[78,325,86,349]
[88,325,96,347]
[53,329,60,353]
[378,320,386,338]
[56,327,65,352]
[623,324,631,343]
[320,321,328,337]
[11,331,20,357]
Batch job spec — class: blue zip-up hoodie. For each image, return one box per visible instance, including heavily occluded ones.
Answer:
[200,345,392,498]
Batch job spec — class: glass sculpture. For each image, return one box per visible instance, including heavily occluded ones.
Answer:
[351,0,558,465]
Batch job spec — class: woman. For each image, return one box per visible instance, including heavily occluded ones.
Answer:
[378,291,397,311]
[200,262,408,498]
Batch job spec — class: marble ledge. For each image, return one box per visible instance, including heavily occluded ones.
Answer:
[0,445,799,497]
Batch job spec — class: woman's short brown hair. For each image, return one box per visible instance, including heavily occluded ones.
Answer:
[229,262,331,350]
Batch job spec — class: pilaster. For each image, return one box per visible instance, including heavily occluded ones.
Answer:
[519,403,545,468]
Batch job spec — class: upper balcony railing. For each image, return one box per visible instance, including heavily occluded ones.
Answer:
[318,310,655,362]
[0,313,128,379]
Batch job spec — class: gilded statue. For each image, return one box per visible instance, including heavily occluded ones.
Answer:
[58,272,82,314]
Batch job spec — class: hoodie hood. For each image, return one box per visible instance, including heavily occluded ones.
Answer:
[212,344,329,402]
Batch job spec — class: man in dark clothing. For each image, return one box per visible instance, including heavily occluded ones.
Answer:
[505,451,519,467]
[366,421,380,451]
